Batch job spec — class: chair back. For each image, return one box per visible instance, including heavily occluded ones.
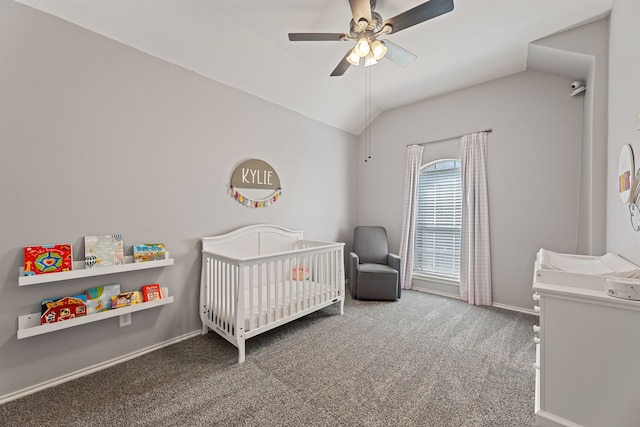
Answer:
[353,226,389,264]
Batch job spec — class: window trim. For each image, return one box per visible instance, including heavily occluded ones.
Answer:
[413,271,460,286]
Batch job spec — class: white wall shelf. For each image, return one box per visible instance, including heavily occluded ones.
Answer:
[17,296,174,339]
[18,256,174,286]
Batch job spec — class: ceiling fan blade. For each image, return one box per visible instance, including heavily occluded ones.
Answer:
[288,33,349,42]
[383,0,454,35]
[382,40,417,68]
[330,52,353,77]
[349,0,372,24]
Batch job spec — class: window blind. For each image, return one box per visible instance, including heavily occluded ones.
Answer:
[414,161,462,279]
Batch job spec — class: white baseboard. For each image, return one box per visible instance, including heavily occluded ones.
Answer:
[413,288,538,316]
[536,410,583,427]
[492,302,538,316]
[413,287,460,300]
[0,330,201,405]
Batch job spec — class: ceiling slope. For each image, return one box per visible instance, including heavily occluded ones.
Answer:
[15,0,613,135]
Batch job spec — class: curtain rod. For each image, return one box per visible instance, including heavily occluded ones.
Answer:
[407,129,493,147]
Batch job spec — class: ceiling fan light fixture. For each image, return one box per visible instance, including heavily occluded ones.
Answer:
[288,0,455,77]
[354,37,371,57]
[371,40,387,60]
[347,49,361,66]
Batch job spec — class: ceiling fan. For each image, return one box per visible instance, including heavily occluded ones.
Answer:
[288,0,454,76]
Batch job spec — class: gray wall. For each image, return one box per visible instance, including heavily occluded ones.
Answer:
[530,18,609,257]
[607,0,640,260]
[357,70,587,311]
[0,2,358,399]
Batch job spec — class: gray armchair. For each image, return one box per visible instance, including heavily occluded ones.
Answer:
[349,226,401,301]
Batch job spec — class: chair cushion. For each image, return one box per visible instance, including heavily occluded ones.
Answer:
[357,263,397,274]
[353,226,389,264]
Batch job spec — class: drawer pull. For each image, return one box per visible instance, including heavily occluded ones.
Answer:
[532,293,540,301]
[533,325,540,333]
[534,305,540,313]
[534,337,540,344]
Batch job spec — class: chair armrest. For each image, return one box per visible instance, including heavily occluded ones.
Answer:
[388,253,401,272]
[388,253,402,298]
[349,252,359,296]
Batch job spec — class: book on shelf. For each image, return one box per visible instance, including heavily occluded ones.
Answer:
[24,244,73,276]
[41,294,87,324]
[133,243,166,262]
[85,284,121,314]
[84,235,124,268]
[141,284,162,302]
[111,291,141,309]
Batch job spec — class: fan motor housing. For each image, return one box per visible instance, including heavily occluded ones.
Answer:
[350,11,383,37]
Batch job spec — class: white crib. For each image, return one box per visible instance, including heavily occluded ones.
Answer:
[199,224,345,363]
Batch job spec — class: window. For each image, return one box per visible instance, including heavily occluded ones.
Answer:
[414,159,462,281]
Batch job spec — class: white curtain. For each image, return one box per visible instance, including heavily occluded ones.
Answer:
[460,132,492,305]
[399,144,424,290]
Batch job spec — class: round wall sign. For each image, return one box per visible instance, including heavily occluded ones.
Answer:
[229,159,282,208]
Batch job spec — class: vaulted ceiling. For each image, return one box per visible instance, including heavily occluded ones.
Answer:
[16,0,614,134]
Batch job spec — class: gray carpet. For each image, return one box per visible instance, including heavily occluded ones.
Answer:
[0,290,537,426]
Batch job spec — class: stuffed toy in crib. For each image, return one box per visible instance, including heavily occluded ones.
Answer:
[291,266,309,280]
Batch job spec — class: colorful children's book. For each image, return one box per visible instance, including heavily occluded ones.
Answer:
[133,243,166,262]
[85,284,121,314]
[84,235,124,268]
[111,291,141,309]
[24,244,73,276]
[141,284,162,302]
[40,294,87,324]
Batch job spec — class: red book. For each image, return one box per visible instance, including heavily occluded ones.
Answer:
[24,244,73,275]
[41,295,87,324]
[141,284,162,302]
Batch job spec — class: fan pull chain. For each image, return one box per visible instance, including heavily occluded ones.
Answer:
[365,66,372,162]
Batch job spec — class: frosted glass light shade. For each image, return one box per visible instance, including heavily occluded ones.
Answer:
[347,49,360,66]
[364,53,377,67]
[354,38,370,57]
[371,40,387,60]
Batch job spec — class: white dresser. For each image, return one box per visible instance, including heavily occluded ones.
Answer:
[533,251,640,427]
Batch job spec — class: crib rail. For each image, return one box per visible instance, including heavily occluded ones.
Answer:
[200,240,344,362]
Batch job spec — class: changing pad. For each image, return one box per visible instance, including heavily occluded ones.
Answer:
[539,249,640,279]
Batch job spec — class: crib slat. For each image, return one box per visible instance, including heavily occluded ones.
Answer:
[250,265,254,329]
[245,265,249,331]
[231,262,237,334]
[214,259,220,329]
[284,258,291,317]
[298,256,303,313]
[271,261,277,322]
[223,262,228,332]
[277,259,284,321]
[226,262,229,331]
[224,261,229,332]
[257,264,263,328]
[308,255,312,308]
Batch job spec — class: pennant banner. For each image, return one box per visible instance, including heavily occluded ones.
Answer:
[230,186,282,209]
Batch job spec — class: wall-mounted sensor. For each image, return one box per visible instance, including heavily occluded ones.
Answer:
[570,80,586,96]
